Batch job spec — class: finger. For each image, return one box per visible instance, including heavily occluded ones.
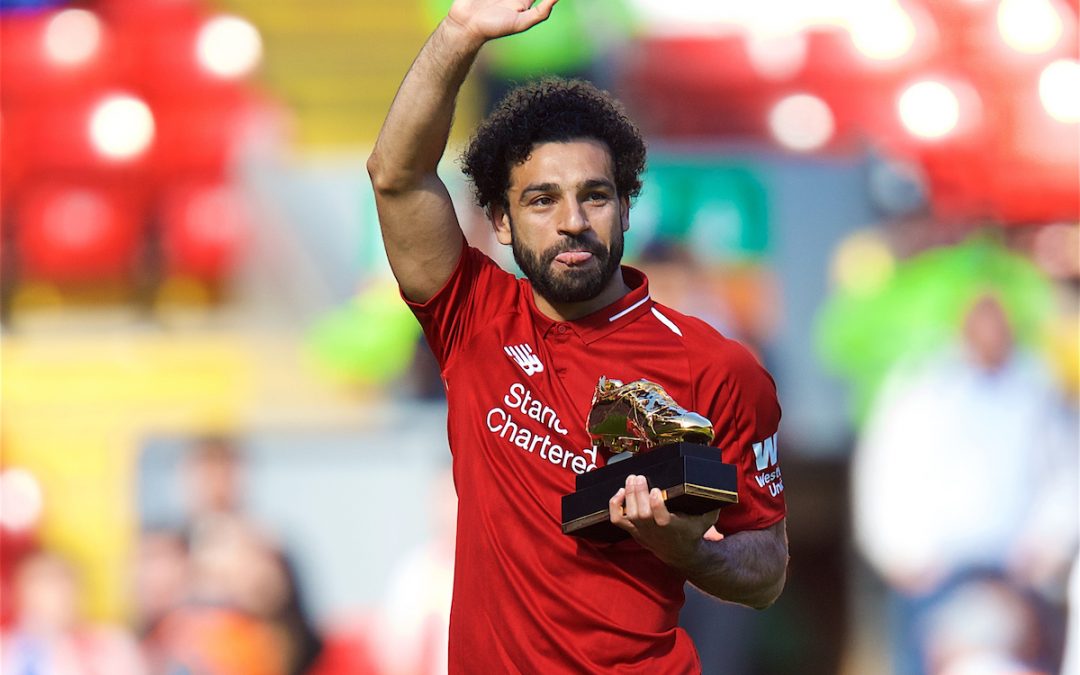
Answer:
[622,475,641,520]
[703,526,725,542]
[608,487,625,518]
[518,0,558,29]
[631,475,653,521]
[533,0,559,19]
[648,487,670,526]
[608,488,634,532]
[625,475,653,522]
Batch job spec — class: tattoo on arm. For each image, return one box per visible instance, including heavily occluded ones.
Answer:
[680,520,789,609]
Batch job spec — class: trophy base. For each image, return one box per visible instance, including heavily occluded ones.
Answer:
[561,442,739,542]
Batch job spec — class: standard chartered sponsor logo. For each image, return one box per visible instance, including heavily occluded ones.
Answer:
[503,382,568,434]
[485,382,597,475]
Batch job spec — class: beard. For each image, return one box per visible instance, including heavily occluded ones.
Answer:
[510,221,625,305]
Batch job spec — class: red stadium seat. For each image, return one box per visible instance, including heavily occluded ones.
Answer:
[159,182,250,281]
[14,183,144,283]
[0,8,124,105]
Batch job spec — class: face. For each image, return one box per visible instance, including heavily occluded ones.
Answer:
[493,140,629,306]
[962,294,1014,370]
[16,554,79,631]
[183,442,242,516]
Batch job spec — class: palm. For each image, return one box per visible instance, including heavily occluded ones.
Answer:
[448,0,557,40]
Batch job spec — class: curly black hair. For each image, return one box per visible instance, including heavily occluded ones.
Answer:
[460,78,647,212]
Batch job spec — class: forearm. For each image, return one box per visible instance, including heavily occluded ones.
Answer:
[368,19,484,190]
[673,521,789,609]
[611,478,789,609]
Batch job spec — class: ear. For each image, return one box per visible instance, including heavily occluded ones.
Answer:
[620,197,631,233]
[491,204,513,246]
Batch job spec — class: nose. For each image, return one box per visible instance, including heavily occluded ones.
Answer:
[558,200,590,237]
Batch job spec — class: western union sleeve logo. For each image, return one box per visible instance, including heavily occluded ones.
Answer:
[751,433,783,497]
[752,433,779,471]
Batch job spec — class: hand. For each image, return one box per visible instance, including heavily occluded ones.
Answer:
[446,0,559,43]
[609,474,723,565]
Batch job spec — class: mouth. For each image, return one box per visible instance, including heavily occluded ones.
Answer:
[552,251,595,267]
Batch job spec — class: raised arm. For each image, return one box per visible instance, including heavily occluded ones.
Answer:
[366,0,558,303]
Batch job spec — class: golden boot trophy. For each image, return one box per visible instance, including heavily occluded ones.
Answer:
[561,377,739,541]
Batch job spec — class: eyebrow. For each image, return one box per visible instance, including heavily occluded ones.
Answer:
[581,178,616,192]
[518,178,616,201]
[520,182,561,199]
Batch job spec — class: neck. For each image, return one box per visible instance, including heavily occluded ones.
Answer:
[532,269,631,322]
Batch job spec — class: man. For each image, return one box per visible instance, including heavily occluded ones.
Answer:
[367,1,788,671]
[853,293,1077,674]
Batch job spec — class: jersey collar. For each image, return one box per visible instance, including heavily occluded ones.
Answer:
[528,266,653,345]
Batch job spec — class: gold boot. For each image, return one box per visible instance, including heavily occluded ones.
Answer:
[587,377,714,455]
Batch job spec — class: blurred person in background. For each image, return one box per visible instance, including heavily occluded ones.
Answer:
[147,515,322,675]
[374,469,457,675]
[181,435,246,524]
[922,575,1048,675]
[633,239,737,340]
[366,0,788,672]
[140,436,323,675]
[852,292,1078,675]
[131,526,190,640]
[1,550,146,675]
[1063,556,1079,675]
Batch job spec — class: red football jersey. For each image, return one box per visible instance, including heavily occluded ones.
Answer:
[405,246,785,673]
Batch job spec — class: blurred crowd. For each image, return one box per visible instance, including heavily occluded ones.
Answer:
[1,435,458,675]
[3,438,324,675]
[852,293,1077,675]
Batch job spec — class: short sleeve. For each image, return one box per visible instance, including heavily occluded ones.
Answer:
[404,246,518,369]
[695,340,786,534]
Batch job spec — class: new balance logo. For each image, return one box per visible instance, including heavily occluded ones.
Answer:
[504,344,544,376]
[752,433,779,471]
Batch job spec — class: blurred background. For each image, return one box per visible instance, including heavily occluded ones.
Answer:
[0,0,1077,673]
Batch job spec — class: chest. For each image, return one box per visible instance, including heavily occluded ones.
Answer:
[444,311,695,463]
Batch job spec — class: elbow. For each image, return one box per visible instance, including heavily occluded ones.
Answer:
[366,153,396,194]
[365,152,381,180]
[366,152,421,196]
[742,548,789,610]
[747,568,787,610]
[747,520,790,610]
[697,555,788,610]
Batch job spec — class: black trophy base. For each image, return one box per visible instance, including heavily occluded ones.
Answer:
[561,442,739,542]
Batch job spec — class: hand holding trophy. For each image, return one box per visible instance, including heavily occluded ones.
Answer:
[561,377,740,541]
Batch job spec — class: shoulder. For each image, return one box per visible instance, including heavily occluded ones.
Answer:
[657,304,779,421]
[408,245,518,309]
[652,302,770,381]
